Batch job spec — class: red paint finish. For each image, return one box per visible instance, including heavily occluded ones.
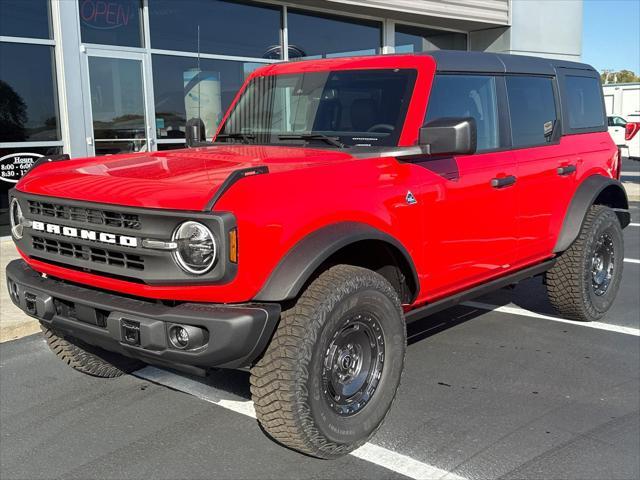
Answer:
[14,54,619,309]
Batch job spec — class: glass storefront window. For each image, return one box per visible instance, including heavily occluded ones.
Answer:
[287,10,381,59]
[152,54,264,141]
[79,0,143,47]
[0,43,60,143]
[0,146,63,234]
[0,0,51,39]
[149,0,282,59]
[395,24,467,52]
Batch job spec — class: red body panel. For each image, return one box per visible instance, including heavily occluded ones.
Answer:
[14,55,619,308]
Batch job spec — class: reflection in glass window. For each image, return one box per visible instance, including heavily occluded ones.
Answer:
[565,76,605,129]
[395,24,466,52]
[220,69,416,147]
[79,0,143,47]
[1,146,63,223]
[149,0,281,58]
[425,75,500,151]
[152,55,265,140]
[0,43,60,142]
[287,10,381,59]
[0,0,51,39]
[506,76,557,147]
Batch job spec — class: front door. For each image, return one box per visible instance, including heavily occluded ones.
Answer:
[417,73,518,299]
[83,50,155,156]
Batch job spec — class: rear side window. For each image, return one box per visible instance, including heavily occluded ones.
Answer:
[565,76,605,129]
[506,76,557,148]
[425,74,500,151]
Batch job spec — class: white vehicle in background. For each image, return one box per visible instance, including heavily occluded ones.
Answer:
[608,115,640,159]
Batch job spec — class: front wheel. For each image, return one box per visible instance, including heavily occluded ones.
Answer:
[250,265,406,459]
[545,205,624,321]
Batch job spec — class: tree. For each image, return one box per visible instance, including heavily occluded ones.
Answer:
[601,69,640,84]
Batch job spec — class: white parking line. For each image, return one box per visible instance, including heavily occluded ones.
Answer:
[621,171,640,176]
[624,258,640,264]
[629,223,640,227]
[135,366,466,480]
[462,301,640,336]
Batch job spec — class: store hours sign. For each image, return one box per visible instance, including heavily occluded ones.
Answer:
[0,153,43,183]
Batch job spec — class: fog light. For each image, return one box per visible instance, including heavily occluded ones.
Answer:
[168,324,208,350]
[175,327,189,348]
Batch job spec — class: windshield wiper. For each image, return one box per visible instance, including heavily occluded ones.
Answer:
[278,134,345,148]
[215,133,256,144]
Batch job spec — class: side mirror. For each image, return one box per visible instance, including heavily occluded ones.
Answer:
[419,117,477,156]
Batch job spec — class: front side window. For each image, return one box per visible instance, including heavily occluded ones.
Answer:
[79,0,143,47]
[425,75,500,151]
[565,76,605,129]
[506,76,557,148]
[219,69,416,147]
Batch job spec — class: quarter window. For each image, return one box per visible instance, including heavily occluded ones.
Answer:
[425,75,500,151]
[506,76,557,148]
[565,76,605,129]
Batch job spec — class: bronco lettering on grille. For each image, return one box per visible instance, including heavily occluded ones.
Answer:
[30,221,138,247]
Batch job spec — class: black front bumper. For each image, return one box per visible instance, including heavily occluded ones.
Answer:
[6,260,280,372]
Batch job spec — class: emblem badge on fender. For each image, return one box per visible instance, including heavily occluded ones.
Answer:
[406,191,417,205]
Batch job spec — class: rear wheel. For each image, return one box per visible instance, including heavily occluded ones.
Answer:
[41,324,144,377]
[545,205,624,321]
[250,265,406,459]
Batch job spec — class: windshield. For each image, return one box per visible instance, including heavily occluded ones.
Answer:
[218,69,417,147]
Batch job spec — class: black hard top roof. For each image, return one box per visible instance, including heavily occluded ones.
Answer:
[421,50,597,75]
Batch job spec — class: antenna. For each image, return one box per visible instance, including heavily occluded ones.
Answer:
[197,24,201,130]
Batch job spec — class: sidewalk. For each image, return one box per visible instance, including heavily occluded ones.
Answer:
[0,242,40,342]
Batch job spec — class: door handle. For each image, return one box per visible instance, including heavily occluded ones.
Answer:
[491,175,517,188]
[557,165,576,176]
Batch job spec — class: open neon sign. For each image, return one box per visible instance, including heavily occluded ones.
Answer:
[80,0,136,29]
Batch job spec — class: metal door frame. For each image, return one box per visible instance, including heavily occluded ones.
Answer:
[80,47,156,156]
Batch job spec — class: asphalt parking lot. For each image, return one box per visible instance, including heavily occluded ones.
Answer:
[1,212,639,480]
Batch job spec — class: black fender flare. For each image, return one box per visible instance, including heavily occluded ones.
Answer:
[554,175,630,253]
[254,222,419,302]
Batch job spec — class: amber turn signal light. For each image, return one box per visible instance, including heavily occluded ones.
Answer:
[229,229,238,263]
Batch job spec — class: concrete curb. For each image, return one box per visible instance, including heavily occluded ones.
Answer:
[0,320,41,343]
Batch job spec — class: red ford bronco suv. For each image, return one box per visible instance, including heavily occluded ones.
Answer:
[6,51,630,458]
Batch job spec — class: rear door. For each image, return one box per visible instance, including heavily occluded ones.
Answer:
[505,75,576,264]
[416,74,518,299]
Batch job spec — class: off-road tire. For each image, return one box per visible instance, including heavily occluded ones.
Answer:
[41,324,144,377]
[545,205,624,322]
[250,265,406,459]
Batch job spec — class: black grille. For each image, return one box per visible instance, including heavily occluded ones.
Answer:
[28,200,141,230]
[32,236,144,271]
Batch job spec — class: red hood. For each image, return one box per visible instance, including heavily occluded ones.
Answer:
[17,145,355,210]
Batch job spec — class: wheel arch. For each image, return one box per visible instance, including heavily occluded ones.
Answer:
[254,222,419,304]
[554,175,630,253]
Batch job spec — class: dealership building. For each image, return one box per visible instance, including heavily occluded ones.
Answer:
[0,0,583,228]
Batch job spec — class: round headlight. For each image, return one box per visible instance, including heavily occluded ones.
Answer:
[172,221,217,275]
[9,198,25,239]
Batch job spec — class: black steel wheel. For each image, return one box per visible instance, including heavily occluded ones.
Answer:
[251,265,406,459]
[546,205,624,322]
